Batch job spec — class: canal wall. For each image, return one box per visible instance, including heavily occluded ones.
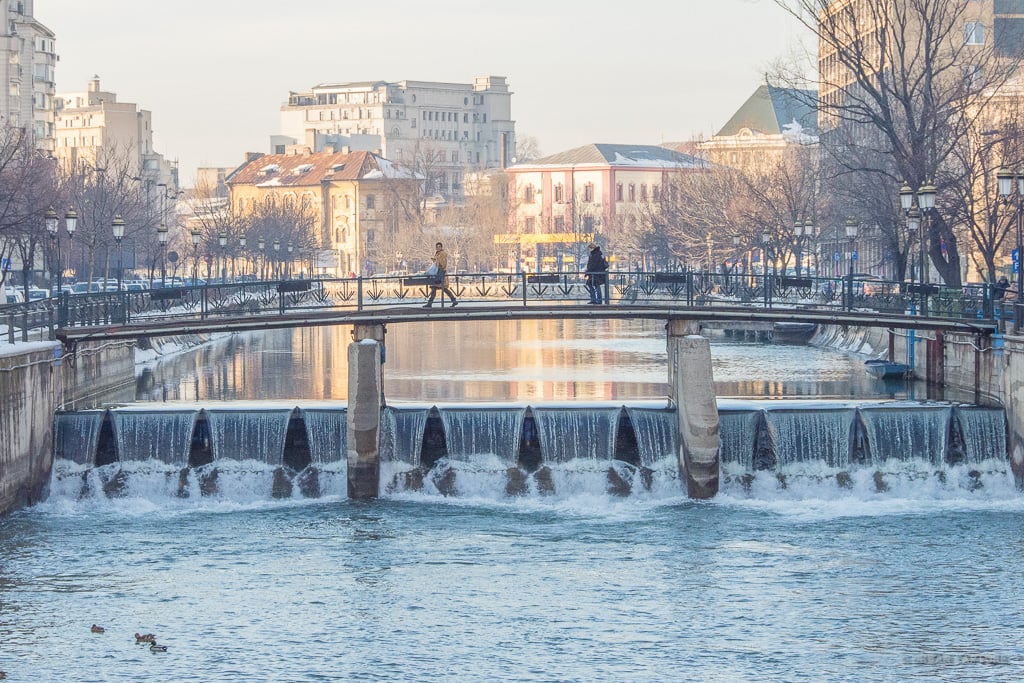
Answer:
[0,339,136,514]
[0,343,62,513]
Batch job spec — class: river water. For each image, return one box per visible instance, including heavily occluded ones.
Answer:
[2,320,1022,682]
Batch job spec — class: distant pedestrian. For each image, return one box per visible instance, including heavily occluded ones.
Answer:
[993,276,1010,300]
[585,242,609,304]
[423,241,458,308]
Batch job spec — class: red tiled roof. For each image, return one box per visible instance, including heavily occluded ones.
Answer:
[226,150,384,187]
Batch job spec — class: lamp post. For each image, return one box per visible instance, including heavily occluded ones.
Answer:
[112,214,125,292]
[845,217,858,311]
[45,207,59,296]
[257,237,265,280]
[64,208,77,288]
[218,231,227,283]
[900,180,936,314]
[997,166,1024,308]
[157,223,169,286]
[191,229,201,284]
[287,241,294,279]
[238,236,247,278]
[761,231,770,307]
[273,239,281,279]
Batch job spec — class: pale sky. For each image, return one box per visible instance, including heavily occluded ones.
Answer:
[43,0,809,185]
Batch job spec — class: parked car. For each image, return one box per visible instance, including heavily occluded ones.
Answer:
[3,288,24,304]
[27,287,48,300]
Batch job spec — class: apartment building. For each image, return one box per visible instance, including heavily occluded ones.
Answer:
[226,149,421,277]
[54,76,175,188]
[276,76,515,201]
[503,144,705,272]
[0,0,56,150]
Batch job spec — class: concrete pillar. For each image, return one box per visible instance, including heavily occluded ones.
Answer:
[667,319,720,499]
[347,324,385,499]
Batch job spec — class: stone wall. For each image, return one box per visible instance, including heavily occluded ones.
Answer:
[0,338,136,514]
[0,343,62,513]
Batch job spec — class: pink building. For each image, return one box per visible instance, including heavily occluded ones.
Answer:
[503,144,704,271]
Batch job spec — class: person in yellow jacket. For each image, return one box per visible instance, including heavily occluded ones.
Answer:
[423,241,459,308]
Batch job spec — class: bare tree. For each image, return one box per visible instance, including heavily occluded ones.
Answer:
[515,135,543,164]
[0,124,59,293]
[773,0,1022,286]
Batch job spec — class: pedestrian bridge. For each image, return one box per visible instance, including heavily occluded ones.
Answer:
[0,270,997,344]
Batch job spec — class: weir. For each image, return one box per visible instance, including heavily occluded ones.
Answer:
[51,399,1011,501]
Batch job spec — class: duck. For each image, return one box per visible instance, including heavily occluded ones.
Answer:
[90,624,105,633]
[134,632,156,644]
[0,670,7,679]
[149,642,168,653]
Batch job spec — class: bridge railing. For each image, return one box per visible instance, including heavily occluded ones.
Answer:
[0,270,1014,343]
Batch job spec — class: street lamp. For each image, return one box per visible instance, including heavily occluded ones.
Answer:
[273,239,281,279]
[761,231,771,307]
[257,237,265,280]
[238,235,247,277]
[112,214,126,293]
[997,166,1024,308]
[793,220,804,277]
[287,240,294,279]
[157,223,169,286]
[45,207,59,296]
[65,208,77,288]
[191,229,201,284]
[899,181,936,314]
[218,231,228,283]
[845,217,858,311]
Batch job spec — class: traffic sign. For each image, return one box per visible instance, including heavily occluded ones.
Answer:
[852,250,858,261]
[833,251,841,262]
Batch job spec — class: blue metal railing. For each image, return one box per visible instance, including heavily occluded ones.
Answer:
[1,270,1014,343]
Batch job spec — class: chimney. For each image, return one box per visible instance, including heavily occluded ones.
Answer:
[245,152,264,163]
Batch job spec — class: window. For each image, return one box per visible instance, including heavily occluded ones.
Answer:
[628,184,636,202]
[451,151,459,162]
[366,195,376,209]
[640,184,648,201]
[554,183,564,203]
[583,184,594,203]
[554,216,565,232]
[965,21,985,45]
[583,216,594,233]
[616,183,623,202]
[525,217,535,233]
[653,185,661,201]
[524,184,535,204]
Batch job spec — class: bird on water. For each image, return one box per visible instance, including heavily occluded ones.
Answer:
[90,624,105,633]
[135,632,157,644]
[150,642,168,653]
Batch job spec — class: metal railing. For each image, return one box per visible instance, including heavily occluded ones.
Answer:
[1,270,1016,344]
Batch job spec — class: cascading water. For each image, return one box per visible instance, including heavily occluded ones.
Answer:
[532,407,620,463]
[718,409,760,471]
[438,407,525,466]
[955,407,1007,466]
[204,408,292,464]
[764,407,856,470]
[381,407,429,466]
[301,408,348,465]
[624,407,677,467]
[54,410,105,465]
[859,405,951,468]
[109,408,197,466]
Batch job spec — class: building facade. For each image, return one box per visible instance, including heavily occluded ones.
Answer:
[504,144,705,272]
[226,149,421,277]
[276,76,515,202]
[54,77,176,187]
[0,0,56,150]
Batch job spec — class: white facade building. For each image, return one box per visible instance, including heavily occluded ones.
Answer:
[277,76,515,200]
[0,0,56,150]
[54,77,176,188]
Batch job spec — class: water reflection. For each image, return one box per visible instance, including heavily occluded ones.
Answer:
[132,319,931,404]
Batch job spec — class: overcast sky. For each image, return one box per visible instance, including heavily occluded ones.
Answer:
[43,0,809,185]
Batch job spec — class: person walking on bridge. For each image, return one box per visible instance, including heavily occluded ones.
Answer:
[585,242,608,304]
[423,241,458,308]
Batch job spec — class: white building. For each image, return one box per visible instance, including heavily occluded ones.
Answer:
[0,0,56,150]
[276,76,515,200]
[54,76,176,188]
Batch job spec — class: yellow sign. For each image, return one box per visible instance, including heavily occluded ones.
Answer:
[494,233,594,245]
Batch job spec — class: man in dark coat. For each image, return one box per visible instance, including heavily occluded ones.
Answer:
[585,242,608,304]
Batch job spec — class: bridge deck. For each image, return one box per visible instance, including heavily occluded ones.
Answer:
[56,302,997,344]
